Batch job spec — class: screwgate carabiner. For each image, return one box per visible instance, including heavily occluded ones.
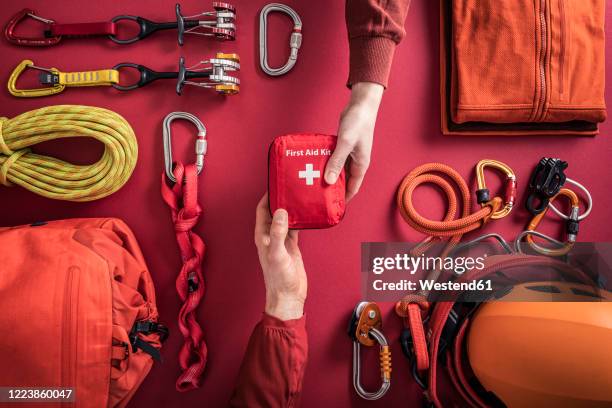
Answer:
[348,302,391,400]
[475,159,516,220]
[163,112,207,184]
[259,3,302,76]
[4,3,235,47]
[519,188,580,257]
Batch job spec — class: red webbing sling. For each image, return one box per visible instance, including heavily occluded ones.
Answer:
[161,162,207,391]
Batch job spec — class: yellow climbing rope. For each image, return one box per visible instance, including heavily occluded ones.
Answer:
[0,105,137,201]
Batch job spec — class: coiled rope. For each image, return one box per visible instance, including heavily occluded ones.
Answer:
[0,105,137,201]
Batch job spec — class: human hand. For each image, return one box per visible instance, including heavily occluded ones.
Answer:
[324,82,384,201]
[254,194,307,320]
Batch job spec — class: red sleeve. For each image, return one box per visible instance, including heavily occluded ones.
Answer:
[230,314,308,408]
[346,0,412,88]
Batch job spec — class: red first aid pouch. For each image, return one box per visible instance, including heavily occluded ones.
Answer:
[269,134,346,229]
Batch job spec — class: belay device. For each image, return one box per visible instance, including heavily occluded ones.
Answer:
[4,3,236,46]
[348,302,392,400]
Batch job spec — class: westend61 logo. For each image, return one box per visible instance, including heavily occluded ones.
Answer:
[371,253,485,275]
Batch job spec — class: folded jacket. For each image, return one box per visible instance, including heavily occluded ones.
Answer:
[449,0,606,126]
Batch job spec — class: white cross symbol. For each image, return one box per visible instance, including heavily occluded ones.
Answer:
[298,163,320,186]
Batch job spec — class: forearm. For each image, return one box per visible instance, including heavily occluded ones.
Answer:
[230,314,308,408]
[346,0,412,87]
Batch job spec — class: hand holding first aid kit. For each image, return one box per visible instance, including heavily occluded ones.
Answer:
[269,134,346,229]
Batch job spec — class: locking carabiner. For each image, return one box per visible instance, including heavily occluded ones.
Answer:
[475,159,516,220]
[519,188,580,256]
[8,59,120,98]
[4,9,60,46]
[348,302,391,401]
[163,112,207,184]
[259,3,302,76]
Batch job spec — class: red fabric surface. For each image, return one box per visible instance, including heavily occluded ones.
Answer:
[0,1,611,407]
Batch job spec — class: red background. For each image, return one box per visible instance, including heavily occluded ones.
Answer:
[1,1,611,406]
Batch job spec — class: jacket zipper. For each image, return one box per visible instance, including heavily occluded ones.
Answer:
[558,0,566,96]
[61,267,79,407]
[536,0,549,121]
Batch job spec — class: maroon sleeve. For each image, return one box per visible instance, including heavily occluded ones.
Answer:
[230,314,308,408]
[346,0,412,88]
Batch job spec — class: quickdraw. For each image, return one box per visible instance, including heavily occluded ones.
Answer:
[160,112,209,392]
[259,3,302,76]
[348,302,391,400]
[4,3,236,46]
[8,55,240,97]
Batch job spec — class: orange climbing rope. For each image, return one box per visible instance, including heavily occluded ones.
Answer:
[396,162,515,242]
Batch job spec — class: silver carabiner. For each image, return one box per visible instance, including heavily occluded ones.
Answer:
[349,302,391,400]
[259,3,302,76]
[163,112,207,183]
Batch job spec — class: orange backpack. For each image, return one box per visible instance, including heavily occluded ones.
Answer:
[0,218,167,407]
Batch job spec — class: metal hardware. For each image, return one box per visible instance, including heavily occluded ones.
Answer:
[548,177,592,221]
[4,8,61,46]
[7,59,64,97]
[259,3,302,76]
[475,159,516,220]
[517,188,580,256]
[348,302,391,400]
[525,157,568,215]
[112,54,240,95]
[163,112,207,184]
[109,2,236,45]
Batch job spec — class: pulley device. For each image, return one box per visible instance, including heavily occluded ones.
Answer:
[519,157,593,256]
[259,3,302,76]
[161,112,209,392]
[8,56,240,97]
[348,302,392,400]
[4,3,236,46]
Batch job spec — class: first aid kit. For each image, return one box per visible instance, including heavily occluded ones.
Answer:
[268,134,346,229]
[440,0,607,135]
[4,3,236,46]
[0,218,167,408]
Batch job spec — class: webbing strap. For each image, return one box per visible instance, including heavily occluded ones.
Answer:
[48,21,116,37]
[58,69,119,87]
[161,163,208,392]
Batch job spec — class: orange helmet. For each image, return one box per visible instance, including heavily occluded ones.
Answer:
[467,282,612,407]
